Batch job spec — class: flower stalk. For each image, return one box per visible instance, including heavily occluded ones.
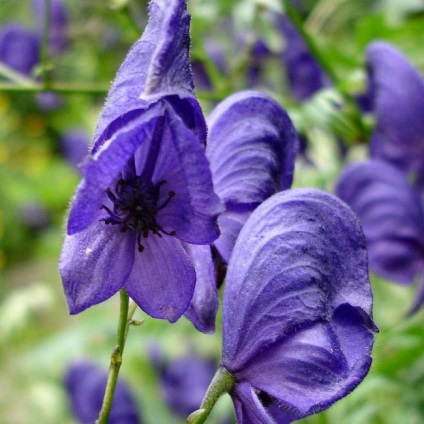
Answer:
[186,366,235,424]
[95,289,137,424]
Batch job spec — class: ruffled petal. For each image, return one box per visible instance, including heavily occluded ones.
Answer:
[239,305,374,420]
[366,41,424,188]
[183,244,218,334]
[59,220,135,314]
[335,160,424,285]
[124,235,195,322]
[152,103,222,244]
[67,104,164,235]
[222,188,374,371]
[93,0,197,150]
[207,90,298,204]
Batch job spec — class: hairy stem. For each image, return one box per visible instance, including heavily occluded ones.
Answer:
[96,289,137,424]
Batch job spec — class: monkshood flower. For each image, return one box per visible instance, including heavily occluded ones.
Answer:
[183,90,298,333]
[190,189,377,423]
[0,24,39,75]
[275,14,329,102]
[149,347,217,417]
[366,41,424,189]
[33,0,69,54]
[65,361,141,424]
[60,128,90,170]
[59,0,221,322]
[206,90,298,263]
[335,159,424,314]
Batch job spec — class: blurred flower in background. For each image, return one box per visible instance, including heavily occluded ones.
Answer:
[65,360,142,424]
[148,345,216,417]
[60,128,89,171]
[0,24,39,76]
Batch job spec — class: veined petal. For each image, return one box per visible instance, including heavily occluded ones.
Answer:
[222,189,374,371]
[366,41,424,188]
[183,244,218,334]
[213,205,252,263]
[124,235,195,322]
[207,90,298,204]
[335,160,424,285]
[59,220,135,314]
[67,104,164,235]
[153,103,222,244]
[231,382,277,424]
[93,0,196,150]
[239,305,374,420]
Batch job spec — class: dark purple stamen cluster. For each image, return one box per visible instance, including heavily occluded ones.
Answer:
[101,176,175,252]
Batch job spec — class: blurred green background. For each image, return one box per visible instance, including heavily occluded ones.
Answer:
[1,0,424,423]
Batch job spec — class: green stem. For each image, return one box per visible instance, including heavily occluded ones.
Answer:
[96,289,136,424]
[281,0,370,141]
[0,62,35,86]
[41,0,52,88]
[0,82,108,95]
[186,367,235,424]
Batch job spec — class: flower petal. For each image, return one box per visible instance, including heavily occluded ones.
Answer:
[93,0,197,151]
[222,188,374,371]
[231,382,276,424]
[59,220,135,314]
[124,235,195,322]
[67,104,164,235]
[207,90,298,204]
[213,205,252,263]
[335,160,424,285]
[153,103,222,244]
[366,41,424,188]
[239,304,374,420]
[183,244,218,334]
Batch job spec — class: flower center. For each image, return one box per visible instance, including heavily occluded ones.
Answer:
[100,176,175,252]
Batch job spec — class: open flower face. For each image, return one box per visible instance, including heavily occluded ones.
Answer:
[59,0,221,322]
[222,189,377,423]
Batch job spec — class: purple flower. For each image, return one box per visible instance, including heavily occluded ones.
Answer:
[221,188,377,423]
[335,159,424,313]
[33,0,69,53]
[276,14,329,102]
[207,90,298,262]
[0,24,39,75]
[182,90,298,334]
[366,41,424,189]
[149,348,216,417]
[65,361,141,424]
[60,128,90,170]
[59,0,221,322]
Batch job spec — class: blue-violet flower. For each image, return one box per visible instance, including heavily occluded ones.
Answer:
[221,188,377,423]
[182,90,298,333]
[65,360,141,424]
[59,0,221,322]
[335,159,424,314]
[366,41,424,189]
